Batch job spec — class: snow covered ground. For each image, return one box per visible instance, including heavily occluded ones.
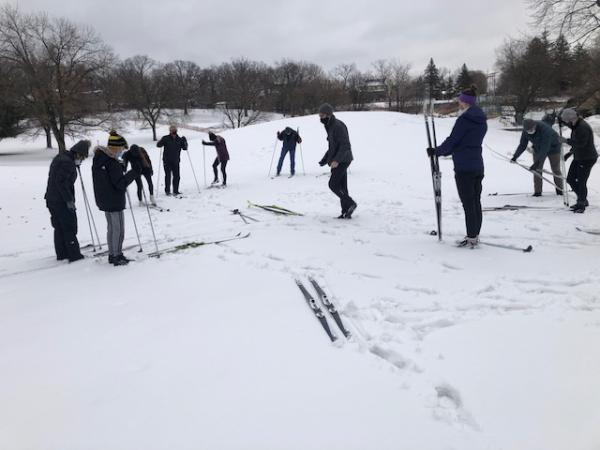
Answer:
[1,112,599,450]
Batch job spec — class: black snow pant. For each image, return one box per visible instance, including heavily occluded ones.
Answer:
[567,158,597,206]
[135,170,154,201]
[455,171,484,239]
[329,162,355,213]
[213,158,228,185]
[47,201,83,261]
[163,160,180,194]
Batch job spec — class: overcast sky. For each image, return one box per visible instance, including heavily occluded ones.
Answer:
[17,0,532,74]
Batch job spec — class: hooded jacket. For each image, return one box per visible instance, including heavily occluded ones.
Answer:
[436,105,487,173]
[92,147,137,212]
[566,118,598,161]
[44,141,90,205]
[319,115,353,165]
[157,133,188,163]
[278,127,302,151]
[513,120,561,163]
[203,135,230,162]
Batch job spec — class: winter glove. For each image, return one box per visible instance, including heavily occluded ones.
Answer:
[66,201,76,211]
[319,157,327,167]
[510,157,517,163]
[426,147,436,157]
[529,163,540,172]
[559,136,569,144]
[564,151,573,162]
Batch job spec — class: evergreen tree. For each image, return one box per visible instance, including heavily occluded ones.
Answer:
[423,58,441,99]
[456,63,473,90]
[551,34,572,93]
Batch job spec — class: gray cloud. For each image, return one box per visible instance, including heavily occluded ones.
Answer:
[16,0,531,73]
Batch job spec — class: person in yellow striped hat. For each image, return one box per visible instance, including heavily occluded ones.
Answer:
[107,130,128,156]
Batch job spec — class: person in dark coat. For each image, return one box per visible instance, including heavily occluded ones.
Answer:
[276,127,302,177]
[511,119,564,196]
[44,140,92,262]
[318,103,357,218]
[202,131,230,186]
[92,145,140,265]
[123,145,155,206]
[428,86,488,248]
[157,125,188,195]
[559,108,598,213]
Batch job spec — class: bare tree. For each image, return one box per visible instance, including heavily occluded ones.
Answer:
[389,61,412,111]
[164,60,202,115]
[332,63,358,91]
[372,59,394,109]
[530,0,600,43]
[119,55,170,141]
[0,5,113,152]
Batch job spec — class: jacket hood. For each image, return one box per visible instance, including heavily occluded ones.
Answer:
[462,106,487,125]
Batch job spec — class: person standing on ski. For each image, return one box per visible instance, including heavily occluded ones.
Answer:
[44,140,92,262]
[427,86,487,248]
[202,131,230,186]
[157,125,188,195]
[318,103,357,218]
[92,145,141,266]
[276,127,302,177]
[123,145,156,206]
[559,108,598,213]
[511,119,564,197]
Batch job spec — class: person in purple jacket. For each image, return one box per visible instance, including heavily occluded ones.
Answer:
[203,132,230,186]
[427,85,488,248]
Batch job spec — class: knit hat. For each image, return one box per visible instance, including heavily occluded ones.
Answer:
[319,103,334,116]
[458,85,478,106]
[560,108,578,124]
[208,132,217,141]
[523,119,537,134]
[70,140,91,158]
[107,130,128,149]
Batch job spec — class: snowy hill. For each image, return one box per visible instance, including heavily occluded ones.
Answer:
[1,112,600,450]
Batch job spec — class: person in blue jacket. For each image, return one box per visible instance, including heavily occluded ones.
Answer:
[427,86,488,248]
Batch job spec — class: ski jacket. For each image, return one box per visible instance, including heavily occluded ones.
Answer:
[157,134,188,163]
[436,105,487,173]
[514,121,561,163]
[203,136,230,162]
[278,128,302,151]
[319,115,353,165]
[123,145,154,176]
[566,119,598,161]
[44,151,77,205]
[92,148,137,212]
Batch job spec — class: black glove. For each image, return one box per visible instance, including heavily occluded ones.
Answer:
[529,163,539,171]
[66,201,76,211]
[426,147,436,157]
[510,157,517,163]
[319,159,327,167]
[564,151,573,162]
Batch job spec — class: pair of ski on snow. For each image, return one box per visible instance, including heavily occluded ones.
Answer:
[295,278,351,343]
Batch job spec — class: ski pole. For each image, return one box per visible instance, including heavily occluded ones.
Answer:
[202,144,207,186]
[268,137,278,177]
[156,149,162,198]
[141,186,160,256]
[297,127,305,176]
[77,166,102,250]
[186,148,202,193]
[125,189,143,252]
[558,123,570,207]
[77,168,97,251]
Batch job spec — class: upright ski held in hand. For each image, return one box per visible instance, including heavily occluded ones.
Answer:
[295,279,337,342]
[424,99,442,241]
[308,277,351,339]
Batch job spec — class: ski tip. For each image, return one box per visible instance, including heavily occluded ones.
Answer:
[429,230,438,236]
[524,245,533,253]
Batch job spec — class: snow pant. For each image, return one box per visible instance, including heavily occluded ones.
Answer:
[533,153,563,194]
[212,158,228,184]
[105,211,125,257]
[277,147,296,175]
[47,201,83,261]
[163,160,180,194]
[455,171,484,239]
[134,171,154,201]
[567,158,597,206]
[329,162,355,213]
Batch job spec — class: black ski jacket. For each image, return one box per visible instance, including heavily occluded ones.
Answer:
[157,134,188,163]
[92,149,137,212]
[44,151,77,205]
[566,119,598,161]
[319,115,353,165]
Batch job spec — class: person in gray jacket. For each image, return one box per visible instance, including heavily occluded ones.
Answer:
[560,108,598,213]
[511,119,564,196]
[318,103,357,218]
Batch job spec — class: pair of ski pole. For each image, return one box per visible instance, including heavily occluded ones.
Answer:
[155,146,203,197]
[268,128,306,177]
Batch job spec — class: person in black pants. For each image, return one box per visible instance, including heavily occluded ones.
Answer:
[203,132,230,186]
[559,108,598,213]
[318,104,357,219]
[44,140,92,262]
[157,125,188,195]
[123,145,155,206]
[428,86,488,248]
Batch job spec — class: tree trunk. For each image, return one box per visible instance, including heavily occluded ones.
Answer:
[44,126,52,149]
[184,102,189,116]
[151,123,157,141]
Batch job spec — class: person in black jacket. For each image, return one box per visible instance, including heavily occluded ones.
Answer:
[559,108,598,213]
[123,145,155,206]
[92,145,140,265]
[276,127,302,177]
[202,132,230,186]
[318,104,357,219]
[157,125,188,195]
[44,140,92,262]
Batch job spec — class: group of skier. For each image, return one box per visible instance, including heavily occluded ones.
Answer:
[44,91,595,264]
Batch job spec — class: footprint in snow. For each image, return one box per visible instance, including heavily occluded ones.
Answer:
[369,344,413,371]
[432,383,480,431]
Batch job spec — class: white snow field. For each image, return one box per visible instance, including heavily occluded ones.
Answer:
[1,112,600,450]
